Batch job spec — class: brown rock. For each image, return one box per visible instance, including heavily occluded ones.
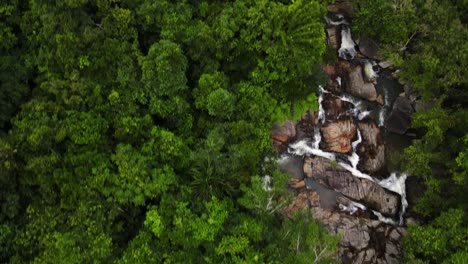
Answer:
[337,60,352,74]
[303,156,313,178]
[327,2,354,17]
[320,118,356,154]
[288,178,306,189]
[307,191,321,207]
[357,122,385,174]
[323,64,337,77]
[376,94,385,105]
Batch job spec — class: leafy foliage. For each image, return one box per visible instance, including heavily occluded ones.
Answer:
[0,0,334,263]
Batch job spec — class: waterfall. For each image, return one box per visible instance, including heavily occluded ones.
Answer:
[364,60,379,81]
[280,13,408,227]
[317,86,326,124]
[349,129,361,169]
[338,27,357,59]
[288,140,336,160]
[379,173,408,225]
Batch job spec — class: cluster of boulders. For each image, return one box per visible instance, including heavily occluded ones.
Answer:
[281,154,404,263]
[270,1,411,263]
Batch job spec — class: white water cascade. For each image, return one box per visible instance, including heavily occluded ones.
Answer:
[285,15,409,225]
[338,27,358,59]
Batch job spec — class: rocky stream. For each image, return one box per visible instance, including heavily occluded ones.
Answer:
[270,2,424,263]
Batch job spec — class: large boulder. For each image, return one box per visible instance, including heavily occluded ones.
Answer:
[320,118,357,154]
[270,121,296,150]
[357,122,385,174]
[384,97,414,134]
[346,65,378,101]
[308,156,401,216]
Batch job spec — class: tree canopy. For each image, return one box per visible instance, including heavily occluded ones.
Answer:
[0,0,337,263]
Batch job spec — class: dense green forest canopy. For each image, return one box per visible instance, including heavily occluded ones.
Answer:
[1,0,467,263]
[0,0,339,263]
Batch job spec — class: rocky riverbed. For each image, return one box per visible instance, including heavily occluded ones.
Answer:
[270,2,423,263]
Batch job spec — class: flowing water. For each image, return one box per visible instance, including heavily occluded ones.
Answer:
[339,26,358,59]
[278,14,408,226]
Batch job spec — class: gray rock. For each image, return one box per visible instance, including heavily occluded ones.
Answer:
[386,241,399,256]
[357,36,380,60]
[327,2,354,17]
[346,65,378,101]
[354,250,366,263]
[389,229,401,241]
[303,156,313,178]
[364,248,376,263]
[385,254,399,264]
[384,96,414,134]
[379,60,393,69]
[397,227,408,237]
